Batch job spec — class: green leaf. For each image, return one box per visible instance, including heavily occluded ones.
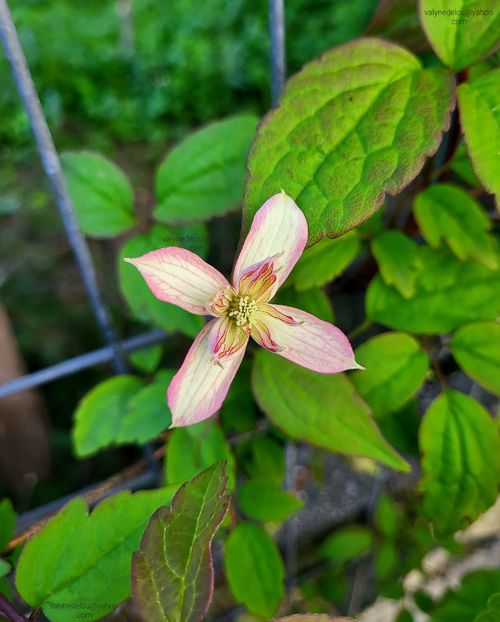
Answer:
[237,480,304,522]
[16,487,178,622]
[374,494,399,539]
[377,401,421,458]
[118,370,174,444]
[371,231,422,298]
[432,569,500,622]
[0,499,15,552]
[0,559,10,578]
[224,523,284,618]
[317,526,374,565]
[451,321,500,396]
[155,115,258,224]
[275,617,357,621]
[252,350,409,472]
[367,246,500,333]
[375,541,398,581]
[165,420,236,490]
[241,436,285,484]
[457,70,500,203]
[243,39,454,243]
[414,183,497,269]
[119,224,204,337]
[274,286,335,323]
[132,463,229,622]
[286,231,361,291]
[128,344,163,373]
[61,151,135,238]
[450,142,480,187]
[419,0,500,71]
[396,612,414,622]
[73,372,173,456]
[419,390,500,535]
[351,332,429,418]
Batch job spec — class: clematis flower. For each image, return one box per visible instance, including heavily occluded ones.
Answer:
[125,192,362,427]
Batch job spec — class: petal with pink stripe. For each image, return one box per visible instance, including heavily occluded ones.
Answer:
[253,305,362,373]
[233,192,308,298]
[167,319,247,426]
[125,247,229,315]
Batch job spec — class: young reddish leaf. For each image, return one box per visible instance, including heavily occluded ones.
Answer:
[419,0,500,71]
[132,462,229,622]
[244,39,454,244]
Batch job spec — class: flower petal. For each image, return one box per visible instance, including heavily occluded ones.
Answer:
[233,192,308,297]
[252,305,362,373]
[167,319,247,426]
[125,247,229,315]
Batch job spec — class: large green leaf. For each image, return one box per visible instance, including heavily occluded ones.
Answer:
[165,420,236,490]
[73,372,173,456]
[224,523,284,618]
[16,488,178,622]
[0,499,15,552]
[451,321,500,396]
[252,350,409,472]
[457,70,500,203]
[414,183,497,269]
[286,231,361,291]
[61,151,135,238]
[419,0,500,71]
[119,224,205,337]
[366,246,500,333]
[371,231,422,298]
[351,332,429,418]
[154,115,258,224]
[237,480,304,522]
[419,390,500,535]
[243,39,453,243]
[132,463,229,622]
[431,570,500,622]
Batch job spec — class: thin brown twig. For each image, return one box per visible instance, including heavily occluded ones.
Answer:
[5,445,165,553]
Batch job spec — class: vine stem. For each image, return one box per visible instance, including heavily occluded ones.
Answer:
[0,594,27,622]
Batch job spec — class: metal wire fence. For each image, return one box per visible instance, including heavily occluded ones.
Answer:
[0,0,286,542]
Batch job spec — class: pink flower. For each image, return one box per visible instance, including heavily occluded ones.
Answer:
[125,192,362,427]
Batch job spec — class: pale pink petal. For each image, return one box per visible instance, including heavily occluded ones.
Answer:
[253,305,362,373]
[167,320,247,426]
[125,247,229,315]
[233,192,308,298]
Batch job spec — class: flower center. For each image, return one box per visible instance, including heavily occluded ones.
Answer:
[228,295,258,327]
